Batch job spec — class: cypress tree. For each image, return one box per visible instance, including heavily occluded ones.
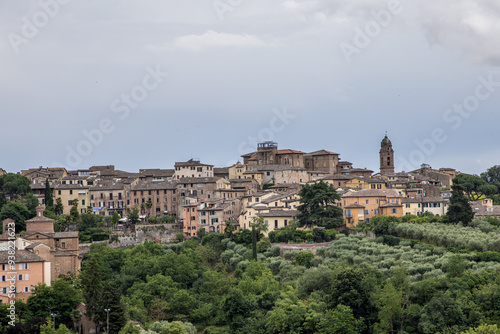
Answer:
[444,180,475,225]
[44,179,54,212]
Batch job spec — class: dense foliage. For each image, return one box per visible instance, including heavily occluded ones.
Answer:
[297,181,343,228]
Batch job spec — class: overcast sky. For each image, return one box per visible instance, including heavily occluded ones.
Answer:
[1,0,499,175]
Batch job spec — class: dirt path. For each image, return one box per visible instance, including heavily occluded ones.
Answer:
[271,242,331,255]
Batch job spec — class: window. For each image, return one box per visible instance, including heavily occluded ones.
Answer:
[82,199,85,206]
[391,208,397,214]
[284,220,288,226]
[406,204,410,208]
[365,210,369,215]
[69,190,73,195]
[24,286,30,293]
[346,209,352,217]
[365,200,369,205]
[274,220,278,228]
[375,199,379,204]
[58,190,61,195]
[61,242,66,249]
[374,209,379,215]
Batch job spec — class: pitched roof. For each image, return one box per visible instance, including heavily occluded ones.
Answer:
[214,167,229,174]
[90,182,126,191]
[132,181,177,191]
[174,159,214,167]
[0,249,46,264]
[343,189,401,198]
[305,149,340,156]
[54,232,79,238]
[176,177,221,184]
[260,210,300,217]
[26,214,54,223]
[276,149,305,155]
[139,169,175,177]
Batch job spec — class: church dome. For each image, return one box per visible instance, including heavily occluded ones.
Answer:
[381,135,392,146]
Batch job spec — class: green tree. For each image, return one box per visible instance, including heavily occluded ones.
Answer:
[54,197,64,216]
[0,200,31,232]
[69,199,79,222]
[127,207,140,225]
[366,215,400,236]
[23,192,40,217]
[80,256,103,332]
[482,165,500,192]
[112,211,121,226]
[461,324,500,334]
[145,199,153,218]
[45,179,54,211]
[223,220,236,238]
[27,278,82,329]
[373,282,404,334]
[419,292,466,334]
[453,173,497,201]
[297,181,343,228]
[443,254,468,278]
[40,319,73,334]
[317,304,364,334]
[0,173,31,199]
[196,227,206,239]
[326,266,378,323]
[95,283,127,334]
[159,321,188,334]
[295,251,314,268]
[222,288,256,332]
[265,287,323,334]
[119,322,140,334]
[444,178,475,225]
[250,216,267,260]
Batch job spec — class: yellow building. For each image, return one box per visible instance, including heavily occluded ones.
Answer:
[54,184,91,215]
[342,189,403,227]
[228,162,247,180]
[261,210,299,234]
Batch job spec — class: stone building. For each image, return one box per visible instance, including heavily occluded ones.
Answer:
[380,134,395,175]
[89,181,128,217]
[22,206,80,281]
[130,180,178,218]
[174,159,214,179]
[304,150,340,174]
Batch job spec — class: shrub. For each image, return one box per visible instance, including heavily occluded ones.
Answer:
[295,251,314,268]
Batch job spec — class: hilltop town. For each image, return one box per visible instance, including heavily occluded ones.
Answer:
[8,135,486,235]
[1,135,500,333]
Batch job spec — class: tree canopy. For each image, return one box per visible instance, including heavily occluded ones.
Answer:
[297,181,343,228]
[453,173,497,201]
[444,176,476,225]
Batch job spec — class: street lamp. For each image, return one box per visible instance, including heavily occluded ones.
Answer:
[104,308,110,334]
[51,313,57,329]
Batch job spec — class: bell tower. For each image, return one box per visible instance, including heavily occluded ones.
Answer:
[380,134,395,175]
